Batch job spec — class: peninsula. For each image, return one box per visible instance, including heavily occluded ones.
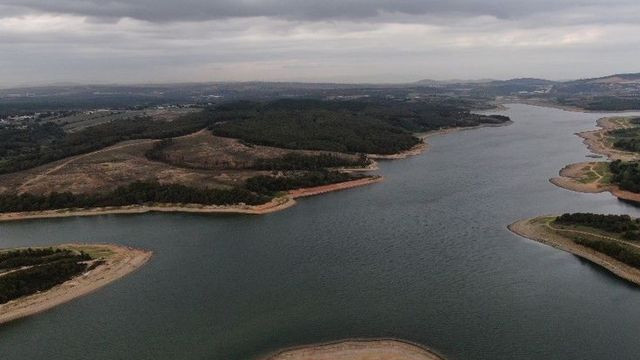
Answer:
[0,98,509,220]
[509,214,640,286]
[0,244,152,324]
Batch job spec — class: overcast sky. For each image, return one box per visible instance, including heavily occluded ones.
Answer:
[1,0,639,87]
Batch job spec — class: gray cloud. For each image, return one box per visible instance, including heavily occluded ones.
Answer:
[4,0,638,22]
[1,0,639,87]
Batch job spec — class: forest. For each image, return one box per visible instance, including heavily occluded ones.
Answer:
[572,236,640,268]
[209,99,510,155]
[245,171,368,195]
[250,153,371,171]
[0,111,210,174]
[0,248,91,304]
[609,160,640,193]
[0,181,270,212]
[610,127,640,153]
[555,213,640,234]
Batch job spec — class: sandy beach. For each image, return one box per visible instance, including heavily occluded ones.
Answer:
[263,339,445,360]
[0,244,152,325]
[508,217,640,286]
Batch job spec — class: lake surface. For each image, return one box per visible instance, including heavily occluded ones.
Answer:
[2,104,640,360]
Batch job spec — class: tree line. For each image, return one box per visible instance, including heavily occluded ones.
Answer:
[555,213,640,234]
[0,181,270,213]
[209,99,510,155]
[0,248,91,304]
[245,171,367,195]
[609,160,640,193]
[0,111,209,174]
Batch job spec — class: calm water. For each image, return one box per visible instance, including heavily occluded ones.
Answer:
[2,104,640,360]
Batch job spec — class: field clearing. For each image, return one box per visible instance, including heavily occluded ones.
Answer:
[0,129,365,196]
[49,108,198,133]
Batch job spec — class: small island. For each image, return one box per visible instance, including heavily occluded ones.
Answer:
[0,244,152,324]
[264,339,445,360]
[509,213,640,285]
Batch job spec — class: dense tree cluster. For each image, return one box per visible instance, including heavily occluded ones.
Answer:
[610,127,640,153]
[555,213,640,234]
[0,248,87,271]
[609,160,640,193]
[245,171,367,195]
[572,236,640,268]
[0,111,209,174]
[209,99,509,155]
[0,181,270,213]
[0,248,91,304]
[144,138,175,163]
[251,153,370,171]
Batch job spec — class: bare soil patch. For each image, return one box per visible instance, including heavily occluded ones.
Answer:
[263,339,444,360]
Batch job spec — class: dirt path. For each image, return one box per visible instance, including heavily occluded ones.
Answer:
[264,339,444,360]
[17,139,159,193]
[0,244,152,325]
[16,129,210,194]
[546,223,640,251]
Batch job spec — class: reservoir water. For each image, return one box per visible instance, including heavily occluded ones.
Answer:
[2,104,640,360]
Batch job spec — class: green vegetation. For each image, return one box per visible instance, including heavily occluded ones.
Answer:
[0,112,209,174]
[0,181,270,212]
[245,171,368,195]
[209,99,509,155]
[555,213,640,234]
[572,236,640,268]
[0,248,91,304]
[251,153,370,171]
[609,160,640,193]
[610,127,640,153]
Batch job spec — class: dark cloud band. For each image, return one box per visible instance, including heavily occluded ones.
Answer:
[5,0,634,22]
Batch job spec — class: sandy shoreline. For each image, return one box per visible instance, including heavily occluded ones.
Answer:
[508,217,640,286]
[577,117,640,162]
[0,120,506,223]
[0,177,383,222]
[0,243,152,325]
[262,339,445,360]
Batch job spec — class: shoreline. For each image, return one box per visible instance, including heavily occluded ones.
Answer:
[508,217,640,286]
[577,117,640,162]
[0,177,383,222]
[0,243,152,325]
[549,115,640,203]
[262,338,445,360]
[368,121,513,160]
[504,99,640,114]
[0,120,508,223]
[550,162,640,203]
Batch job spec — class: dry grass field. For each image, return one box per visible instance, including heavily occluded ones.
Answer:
[0,129,366,196]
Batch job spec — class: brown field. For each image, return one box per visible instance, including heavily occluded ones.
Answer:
[0,129,366,196]
[156,130,364,171]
